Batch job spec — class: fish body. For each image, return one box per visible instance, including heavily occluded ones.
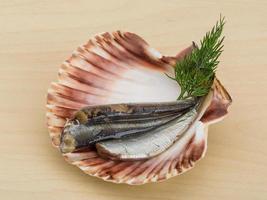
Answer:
[96,106,198,160]
[60,99,197,153]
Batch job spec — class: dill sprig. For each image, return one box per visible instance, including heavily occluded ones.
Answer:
[170,16,225,100]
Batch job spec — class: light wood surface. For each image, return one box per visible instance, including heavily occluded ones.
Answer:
[1,0,267,199]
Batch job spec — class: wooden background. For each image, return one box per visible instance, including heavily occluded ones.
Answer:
[0,0,266,199]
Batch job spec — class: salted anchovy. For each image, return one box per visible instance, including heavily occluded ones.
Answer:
[74,99,196,123]
[96,93,212,160]
[60,99,196,153]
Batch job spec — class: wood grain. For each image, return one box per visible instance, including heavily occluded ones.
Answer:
[0,0,267,199]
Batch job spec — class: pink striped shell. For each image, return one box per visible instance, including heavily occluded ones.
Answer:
[46,31,232,185]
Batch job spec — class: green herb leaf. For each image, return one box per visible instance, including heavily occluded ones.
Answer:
[171,16,225,100]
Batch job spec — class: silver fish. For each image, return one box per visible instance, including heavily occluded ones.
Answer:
[60,99,197,153]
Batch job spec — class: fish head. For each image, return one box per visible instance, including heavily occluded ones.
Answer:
[60,120,102,153]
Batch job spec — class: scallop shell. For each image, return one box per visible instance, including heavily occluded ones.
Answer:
[46,31,232,185]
